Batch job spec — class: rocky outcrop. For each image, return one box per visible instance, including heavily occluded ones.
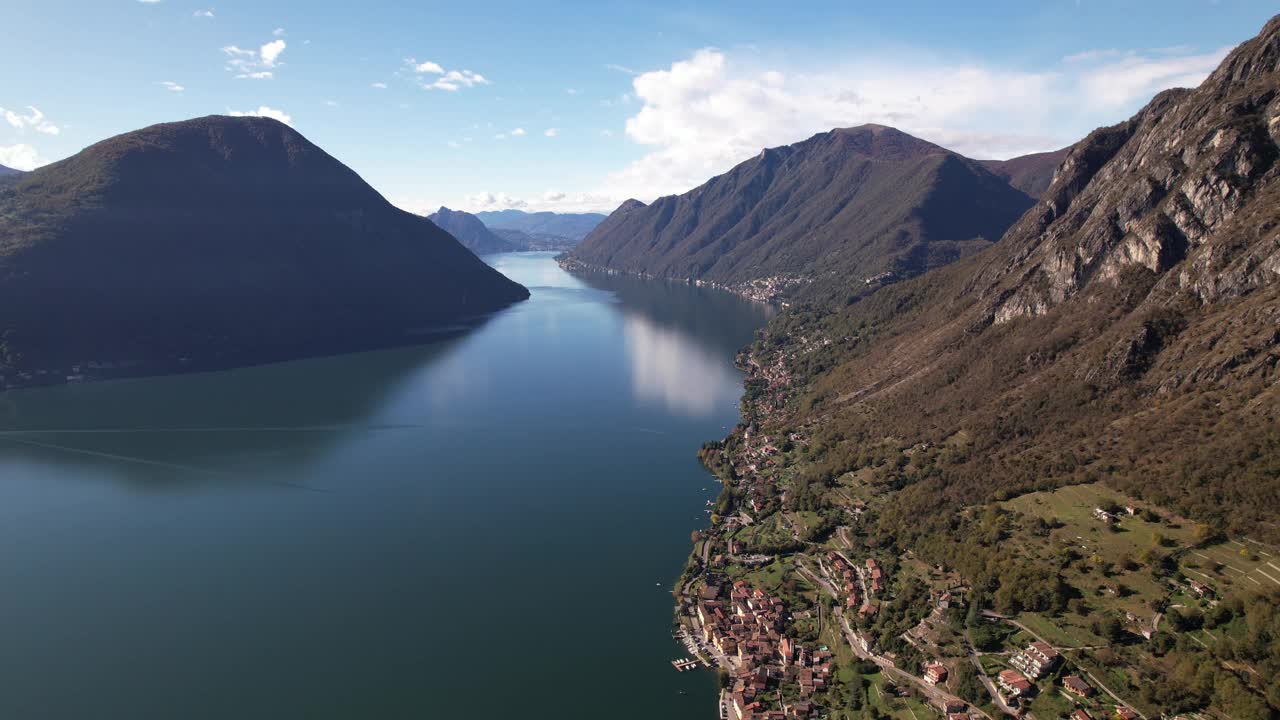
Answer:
[988,18,1280,323]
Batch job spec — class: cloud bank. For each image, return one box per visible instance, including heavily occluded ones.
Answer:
[461,42,1227,213]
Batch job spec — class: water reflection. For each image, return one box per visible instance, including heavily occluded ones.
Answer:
[566,264,774,419]
[0,252,776,720]
[0,331,477,488]
[621,312,743,416]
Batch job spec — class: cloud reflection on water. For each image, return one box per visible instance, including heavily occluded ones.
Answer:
[621,311,743,418]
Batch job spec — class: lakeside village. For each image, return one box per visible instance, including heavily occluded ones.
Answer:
[669,335,1274,720]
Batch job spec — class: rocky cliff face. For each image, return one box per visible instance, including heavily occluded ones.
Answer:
[738,14,1280,543]
[985,18,1280,324]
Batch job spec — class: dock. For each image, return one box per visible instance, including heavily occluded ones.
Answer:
[670,657,700,671]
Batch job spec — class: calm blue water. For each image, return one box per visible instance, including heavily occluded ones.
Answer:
[0,252,772,719]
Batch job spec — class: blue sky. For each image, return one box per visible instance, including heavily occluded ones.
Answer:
[1,0,1275,213]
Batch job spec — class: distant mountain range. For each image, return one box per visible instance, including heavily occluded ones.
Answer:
[0,115,528,386]
[474,209,605,242]
[428,207,521,255]
[431,207,587,253]
[567,125,1036,302]
[0,163,20,177]
[490,228,579,252]
[979,147,1070,198]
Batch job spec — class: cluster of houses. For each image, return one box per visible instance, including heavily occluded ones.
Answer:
[1010,641,1061,679]
[824,552,881,619]
[994,641,1064,703]
[695,581,834,719]
[738,427,781,477]
[997,668,1034,698]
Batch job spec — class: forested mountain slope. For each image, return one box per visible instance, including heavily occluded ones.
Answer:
[568,125,1034,302]
[0,116,528,384]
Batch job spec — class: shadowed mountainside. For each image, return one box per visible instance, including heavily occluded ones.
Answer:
[567,125,1035,302]
[0,115,529,385]
[428,206,520,255]
[979,147,1070,198]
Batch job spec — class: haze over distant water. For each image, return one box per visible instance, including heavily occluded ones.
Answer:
[0,252,772,720]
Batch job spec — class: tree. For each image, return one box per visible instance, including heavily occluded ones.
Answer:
[952,661,986,705]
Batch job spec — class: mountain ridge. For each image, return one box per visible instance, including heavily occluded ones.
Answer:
[474,209,604,242]
[567,124,1035,302]
[0,115,529,386]
[428,206,520,255]
[735,11,1280,548]
[978,147,1070,198]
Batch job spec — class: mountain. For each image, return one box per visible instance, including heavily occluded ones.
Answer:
[0,163,21,177]
[491,227,578,251]
[567,125,1035,302]
[979,146,1070,198]
[0,115,528,385]
[474,209,605,242]
[733,13,1280,549]
[428,206,520,255]
[687,18,1280,718]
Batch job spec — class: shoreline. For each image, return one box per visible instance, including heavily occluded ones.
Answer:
[556,255,795,306]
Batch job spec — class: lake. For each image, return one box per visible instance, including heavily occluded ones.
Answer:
[0,252,773,719]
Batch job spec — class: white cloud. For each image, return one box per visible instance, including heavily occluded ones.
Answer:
[565,88,579,95]
[371,82,388,89]
[454,190,616,213]
[1074,46,1229,109]
[493,133,507,140]
[193,9,214,18]
[137,0,163,3]
[409,60,444,74]
[589,44,1226,203]
[544,128,559,137]
[464,192,527,209]
[510,127,526,136]
[1063,48,1124,63]
[228,106,292,126]
[260,39,286,66]
[0,143,45,171]
[396,189,615,216]
[324,99,339,107]
[223,38,286,79]
[1,106,59,135]
[605,63,638,75]
[403,58,490,91]
[158,81,185,92]
[413,43,1230,215]
[272,27,285,37]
